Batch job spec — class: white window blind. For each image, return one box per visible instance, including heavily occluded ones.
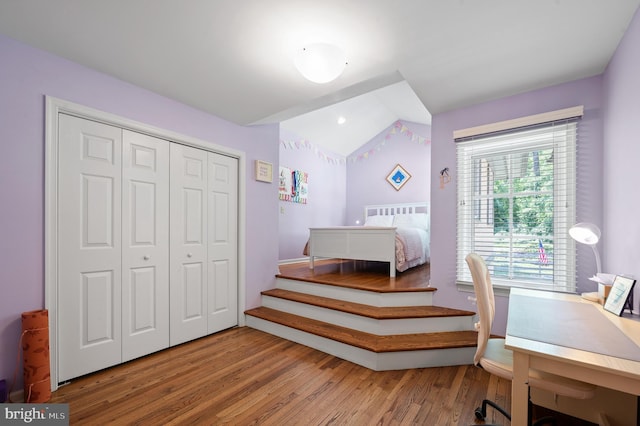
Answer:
[456,111,581,293]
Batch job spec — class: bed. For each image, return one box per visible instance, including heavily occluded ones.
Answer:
[306,202,430,277]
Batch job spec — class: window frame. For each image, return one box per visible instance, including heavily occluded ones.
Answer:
[455,109,581,295]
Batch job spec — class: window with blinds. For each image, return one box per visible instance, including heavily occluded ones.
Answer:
[455,112,580,293]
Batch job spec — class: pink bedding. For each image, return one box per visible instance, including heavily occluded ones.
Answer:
[395,227,425,271]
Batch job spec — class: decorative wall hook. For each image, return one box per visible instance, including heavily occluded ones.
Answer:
[439,167,451,189]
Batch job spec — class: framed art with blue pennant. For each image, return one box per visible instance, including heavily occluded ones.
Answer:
[386,164,411,191]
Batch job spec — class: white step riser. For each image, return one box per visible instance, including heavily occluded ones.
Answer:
[246,316,475,371]
[276,278,433,307]
[262,295,476,335]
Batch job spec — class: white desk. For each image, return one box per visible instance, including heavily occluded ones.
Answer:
[505,288,640,426]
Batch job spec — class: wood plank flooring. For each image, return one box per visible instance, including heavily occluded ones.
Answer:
[49,327,594,425]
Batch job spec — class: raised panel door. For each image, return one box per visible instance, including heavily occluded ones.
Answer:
[58,114,122,381]
[121,130,170,361]
[207,152,238,332]
[169,143,208,345]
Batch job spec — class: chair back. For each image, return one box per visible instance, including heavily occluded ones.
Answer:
[465,253,496,366]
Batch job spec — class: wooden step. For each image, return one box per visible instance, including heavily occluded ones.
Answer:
[262,288,475,320]
[275,277,435,307]
[245,307,479,353]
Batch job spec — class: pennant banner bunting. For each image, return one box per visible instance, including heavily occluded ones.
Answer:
[347,121,430,163]
[280,120,430,165]
[279,138,346,165]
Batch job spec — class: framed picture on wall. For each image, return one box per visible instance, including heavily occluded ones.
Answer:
[386,164,412,191]
[255,160,273,183]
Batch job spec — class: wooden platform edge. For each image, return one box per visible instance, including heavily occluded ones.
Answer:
[245,307,479,354]
[275,273,438,293]
[262,288,475,320]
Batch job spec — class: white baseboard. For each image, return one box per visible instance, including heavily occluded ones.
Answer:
[278,257,309,265]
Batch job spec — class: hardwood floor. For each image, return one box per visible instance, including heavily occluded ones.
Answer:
[49,327,593,425]
[49,261,594,425]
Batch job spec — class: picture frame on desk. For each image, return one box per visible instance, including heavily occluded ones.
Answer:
[604,275,636,316]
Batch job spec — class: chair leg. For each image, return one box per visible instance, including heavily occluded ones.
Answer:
[472,391,557,426]
[474,399,511,422]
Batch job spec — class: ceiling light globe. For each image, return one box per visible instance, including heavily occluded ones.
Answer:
[294,43,346,84]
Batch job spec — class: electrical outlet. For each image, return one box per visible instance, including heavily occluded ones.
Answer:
[0,379,7,403]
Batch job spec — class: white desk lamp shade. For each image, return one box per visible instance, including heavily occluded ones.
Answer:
[569,222,602,273]
[294,43,346,84]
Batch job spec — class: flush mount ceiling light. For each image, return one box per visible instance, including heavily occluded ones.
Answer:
[294,43,346,84]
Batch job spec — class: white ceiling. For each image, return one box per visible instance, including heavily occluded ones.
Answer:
[280,80,431,156]
[1,1,638,155]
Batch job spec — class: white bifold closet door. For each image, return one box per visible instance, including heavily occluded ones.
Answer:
[206,151,238,333]
[57,114,237,382]
[58,115,125,381]
[58,116,170,381]
[169,144,208,345]
[121,130,170,362]
[169,144,238,345]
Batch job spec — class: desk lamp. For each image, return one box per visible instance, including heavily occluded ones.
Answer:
[570,222,604,301]
[569,222,601,274]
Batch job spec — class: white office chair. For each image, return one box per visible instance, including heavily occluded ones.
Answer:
[466,253,596,425]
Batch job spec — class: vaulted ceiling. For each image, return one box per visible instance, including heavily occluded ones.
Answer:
[1,1,638,155]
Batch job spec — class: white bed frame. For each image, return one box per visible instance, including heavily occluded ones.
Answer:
[308,202,428,277]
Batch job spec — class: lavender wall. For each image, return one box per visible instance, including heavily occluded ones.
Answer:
[603,7,640,313]
[0,34,280,389]
[346,121,431,225]
[431,76,604,336]
[278,129,347,260]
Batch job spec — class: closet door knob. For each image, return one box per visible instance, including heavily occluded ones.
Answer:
[187,253,193,258]
[143,255,150,261]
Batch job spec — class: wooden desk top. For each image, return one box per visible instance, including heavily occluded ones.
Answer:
[505,288,640,386]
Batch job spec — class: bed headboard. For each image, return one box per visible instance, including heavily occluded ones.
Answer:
[364,202,428,219]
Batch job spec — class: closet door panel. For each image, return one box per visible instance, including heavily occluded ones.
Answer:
[207,153,238,332]
[58,114,123,381]
[122,130,170,361]
[56,111,240,382]
[183,263,205,317]
[170,143,208,345]
[83,271,116,342]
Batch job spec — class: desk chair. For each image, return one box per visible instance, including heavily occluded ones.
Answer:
[465,253,596,425]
